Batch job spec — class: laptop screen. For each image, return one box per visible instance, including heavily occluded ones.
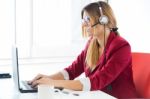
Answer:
[12,45,37,93]
[12,45,20,90]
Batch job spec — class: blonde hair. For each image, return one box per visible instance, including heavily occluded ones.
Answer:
[81,1,118,68]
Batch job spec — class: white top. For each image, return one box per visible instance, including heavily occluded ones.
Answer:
[60,70,91,91]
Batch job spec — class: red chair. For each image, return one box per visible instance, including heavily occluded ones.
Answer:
[132,52,150,98]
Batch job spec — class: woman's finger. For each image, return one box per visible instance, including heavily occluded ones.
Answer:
[28,74,43,84]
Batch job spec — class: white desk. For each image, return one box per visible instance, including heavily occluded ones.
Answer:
[0,78,116,99]
[38,85,116,99]
[0,64,116,99]
[0,78,37,99]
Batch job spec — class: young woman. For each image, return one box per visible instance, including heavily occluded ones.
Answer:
[29,1,138,98]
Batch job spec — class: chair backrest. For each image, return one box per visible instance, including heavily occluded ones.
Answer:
[132,52,150,98]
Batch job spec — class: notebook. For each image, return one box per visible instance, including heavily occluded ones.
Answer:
[12,45,37,93]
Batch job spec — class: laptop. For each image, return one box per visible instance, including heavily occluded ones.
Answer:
[12,45,37,93]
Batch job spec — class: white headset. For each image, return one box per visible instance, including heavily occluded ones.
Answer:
[98,2,109,25]
[97,2,109,64]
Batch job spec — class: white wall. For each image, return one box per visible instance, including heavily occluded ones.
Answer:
[0,0,14,59]
[110,0,150,53]
[1,0,150,66]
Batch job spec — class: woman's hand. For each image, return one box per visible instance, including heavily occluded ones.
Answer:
[28,74,50,88]
[28,74,83,91]
[30,77,54,88]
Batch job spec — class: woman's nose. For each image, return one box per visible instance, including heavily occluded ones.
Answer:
[82,21,91,28]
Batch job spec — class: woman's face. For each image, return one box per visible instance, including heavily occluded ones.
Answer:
[82,11,93,37]
[82,11,103,38]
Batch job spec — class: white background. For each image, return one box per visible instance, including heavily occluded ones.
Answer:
[0,0,150,66]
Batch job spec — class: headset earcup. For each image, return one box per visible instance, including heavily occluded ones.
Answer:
[99,15,109,25]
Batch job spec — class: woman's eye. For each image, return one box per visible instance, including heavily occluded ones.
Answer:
[84,16,90,22]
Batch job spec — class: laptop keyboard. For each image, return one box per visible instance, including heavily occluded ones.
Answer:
[21,81,35,90]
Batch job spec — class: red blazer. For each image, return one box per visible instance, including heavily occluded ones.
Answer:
[65,32,138,98]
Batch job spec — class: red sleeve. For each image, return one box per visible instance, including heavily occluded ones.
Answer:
[89,40,132,90]
[64,39,91,80]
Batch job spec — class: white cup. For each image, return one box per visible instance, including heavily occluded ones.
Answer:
[38,85,62,99]
[38,85,54,99]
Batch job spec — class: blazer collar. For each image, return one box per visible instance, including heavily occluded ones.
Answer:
[96,32,117,68]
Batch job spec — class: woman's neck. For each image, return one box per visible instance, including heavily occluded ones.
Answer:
[97,28,110,48]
